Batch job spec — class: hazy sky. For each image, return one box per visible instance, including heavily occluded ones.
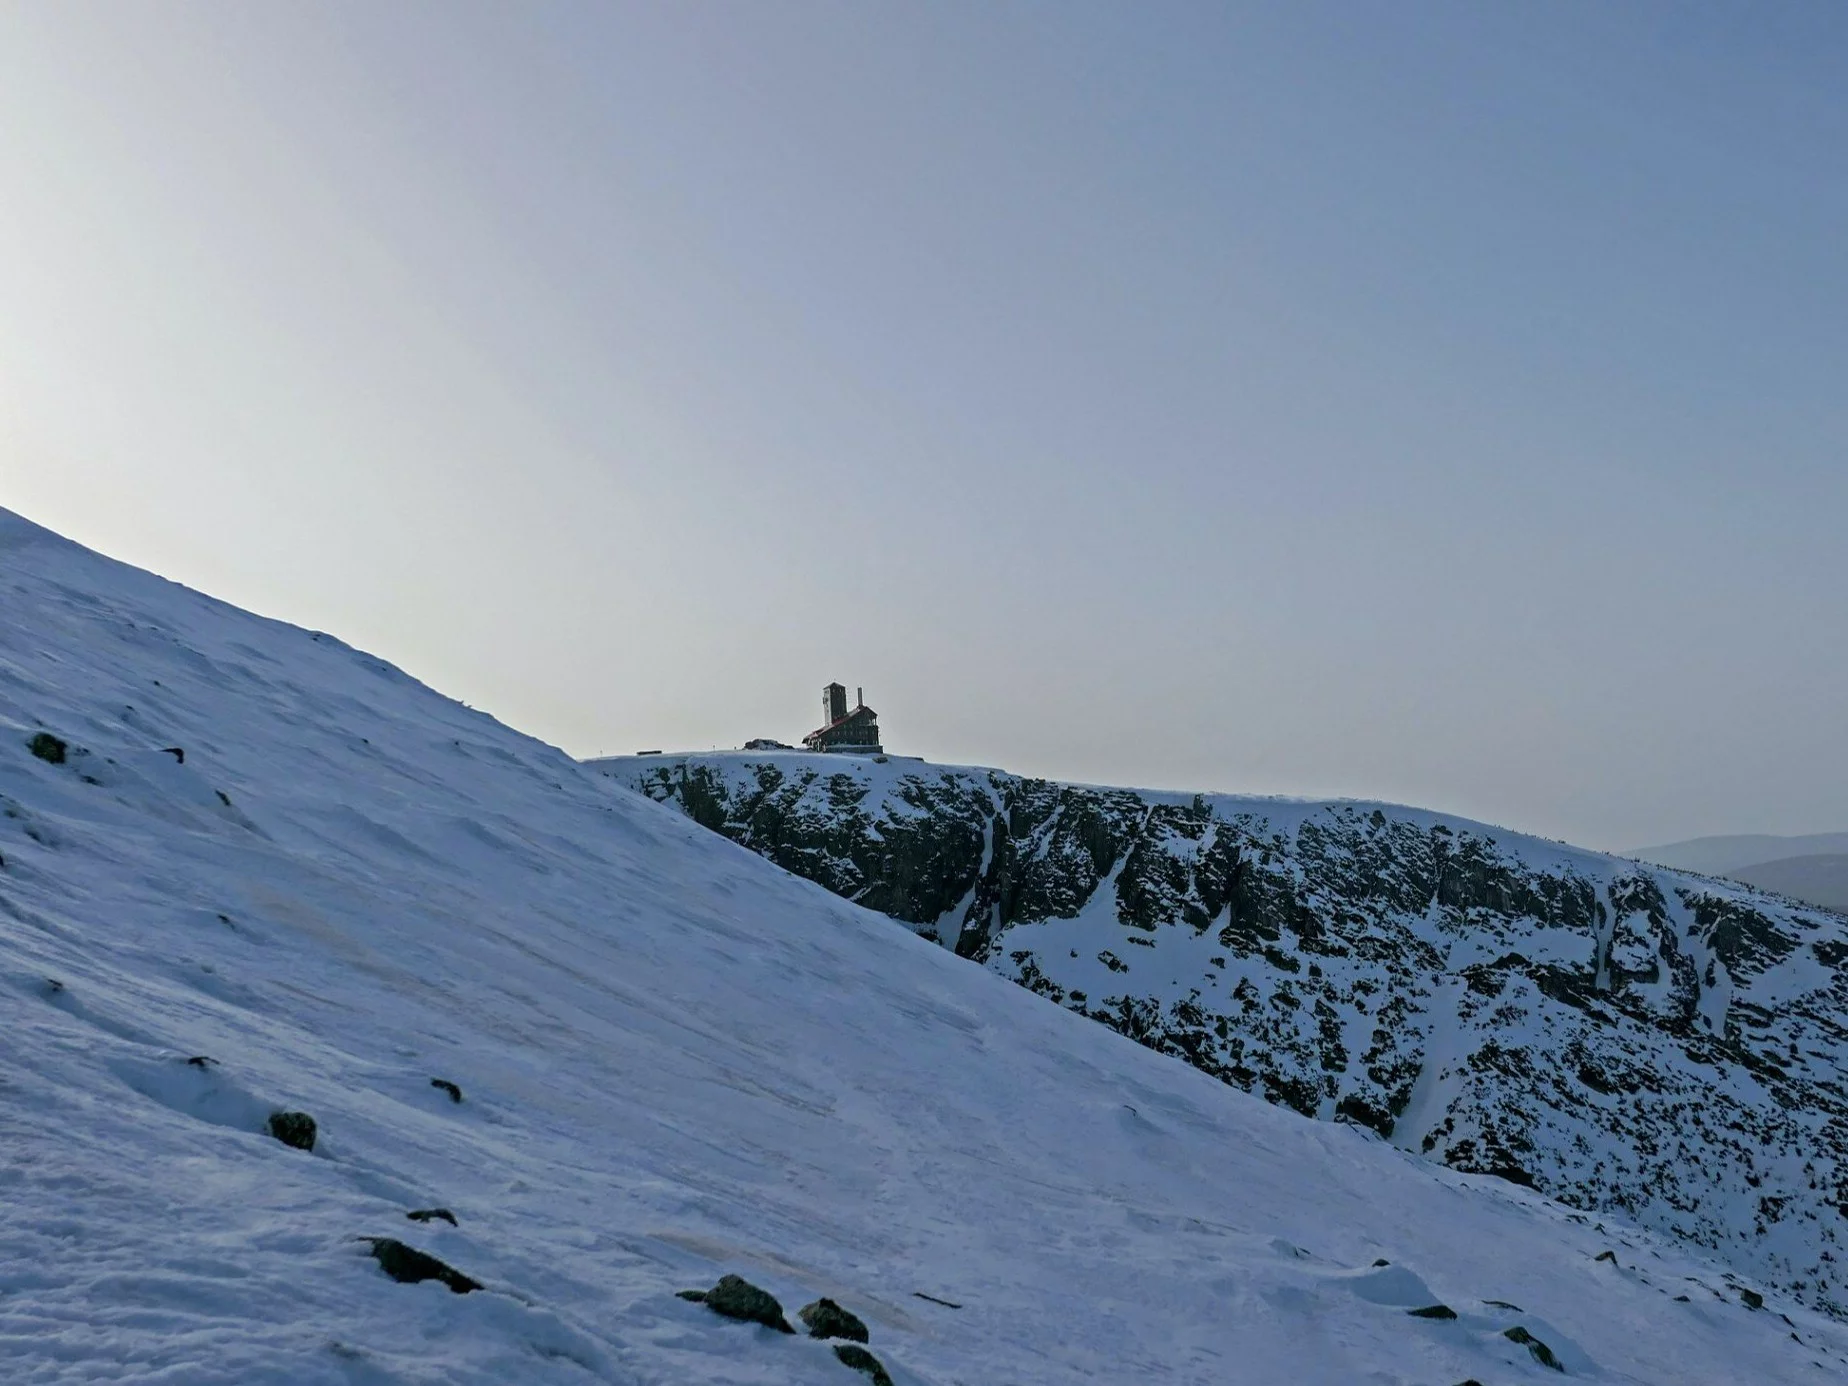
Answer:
[2,3,1844,851]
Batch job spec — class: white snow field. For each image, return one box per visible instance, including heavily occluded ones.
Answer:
[0,508,1840,1385]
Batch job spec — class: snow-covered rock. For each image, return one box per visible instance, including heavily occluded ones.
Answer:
[602,749,1848,1318]
[2,506,1844,1383]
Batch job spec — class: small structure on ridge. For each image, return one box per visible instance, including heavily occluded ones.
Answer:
[803,683,882,755]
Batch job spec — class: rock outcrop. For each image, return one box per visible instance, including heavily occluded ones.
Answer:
[693,1274,796,1333]
[266,1110,317,1152]
[832,1343,894,1385]
[799,1296,870,1342]
[364,1238,481,1294]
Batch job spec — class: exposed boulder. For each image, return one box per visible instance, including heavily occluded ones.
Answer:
[430,1078,463,1103]
[1407,1304,1457,1319]
[27,732,67,764]
[1503,1325,1562,1371]
[364,1237,481,1294]
[832,1343,894,1385]
[799,1296,870,1342]
[406,1208,457,1226]
[266,1110,317,1151]
[699,1274,795,1333]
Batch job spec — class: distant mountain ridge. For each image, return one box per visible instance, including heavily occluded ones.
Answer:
[1629,832,1848,877]
[1730,855,1848,916]
[1629,833,1848,915]
[597,749,1848,1317]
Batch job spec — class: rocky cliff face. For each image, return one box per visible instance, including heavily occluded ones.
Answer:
[596,751,1848,1316]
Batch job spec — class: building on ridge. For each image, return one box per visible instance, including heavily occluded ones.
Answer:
[803,682,882,754]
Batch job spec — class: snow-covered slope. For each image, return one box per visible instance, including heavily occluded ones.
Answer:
[600,750,1848,1321]
[2,511,1842,1385]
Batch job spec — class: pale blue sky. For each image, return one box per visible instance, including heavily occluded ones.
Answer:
[2,2,1843,849]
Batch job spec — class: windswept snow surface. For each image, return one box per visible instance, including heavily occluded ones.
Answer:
[0,510,1841,1384]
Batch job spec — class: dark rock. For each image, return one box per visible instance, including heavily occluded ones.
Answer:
[1370,1258,1391,1268]
[1479,1161,1537,1189]
[186,1056,216,1068]
[675,1289,707,1302]
[406,1208,458,1226]
[1595,1250,1617,1263]
[430,1078,463,1103]
[365,1237,481,1294]
[702,1274,795,1333]
[1408,1304,1458,1319]
[1335,1094,1395,1137]
[159,746,185,764]
[1674,1294,1690,1302]
[1503,1326,1562,1371]
[27,732,67,764]
[1484,1299,1523,1311]
[1739,1287,1764,1310]
[832,1343,894,1386]
[267,1110,317,1151]
[800,1297,870,1342]
[912,1291,961,1308]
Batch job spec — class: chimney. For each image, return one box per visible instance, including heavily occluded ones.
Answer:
[856,686,863,709]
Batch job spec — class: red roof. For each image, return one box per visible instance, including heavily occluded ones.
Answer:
[803,704,878,742]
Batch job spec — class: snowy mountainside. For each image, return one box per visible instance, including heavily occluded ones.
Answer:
[601,750,1848,1319]
[1,509,1842,1385]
